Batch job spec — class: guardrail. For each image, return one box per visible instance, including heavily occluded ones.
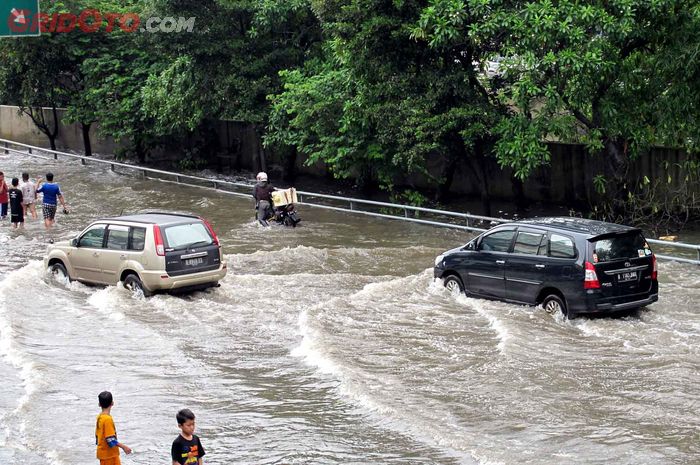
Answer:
[3,137,700,264]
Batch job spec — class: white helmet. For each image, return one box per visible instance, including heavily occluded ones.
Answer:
[256,171,268,182]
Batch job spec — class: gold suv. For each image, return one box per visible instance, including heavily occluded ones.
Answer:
[45,212,227,296]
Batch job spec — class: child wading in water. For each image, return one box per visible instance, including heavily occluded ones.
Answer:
[95,391,132,465]
[171,408,206,465]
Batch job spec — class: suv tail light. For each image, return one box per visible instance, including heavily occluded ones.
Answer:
[651,254,657,280]
[200,217,220,246]
[153,225,165,256]
[584,261,600,289]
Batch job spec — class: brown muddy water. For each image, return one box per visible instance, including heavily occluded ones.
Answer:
[0,153,697,464]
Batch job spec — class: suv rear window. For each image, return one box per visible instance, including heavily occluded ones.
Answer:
[163,222,213,250]
[592,233,648,262]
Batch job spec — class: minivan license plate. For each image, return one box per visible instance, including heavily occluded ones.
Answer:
[185,257,204,266]
[618,271,637,282]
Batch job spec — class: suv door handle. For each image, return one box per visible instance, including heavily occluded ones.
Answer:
[496,260,505,265]
[535,264,546,269]
[119,254,127,260]
[92,252,100,257]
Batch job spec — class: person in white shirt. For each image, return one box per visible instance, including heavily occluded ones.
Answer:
[20,172,38,220]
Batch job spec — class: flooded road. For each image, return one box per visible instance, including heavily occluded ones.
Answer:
[0,153,698,465]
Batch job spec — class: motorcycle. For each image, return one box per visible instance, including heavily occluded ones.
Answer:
[256,187,301,227]
[272,203,301,227]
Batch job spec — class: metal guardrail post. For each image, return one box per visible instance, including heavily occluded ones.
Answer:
[28,147,32,154]
[350,201,354,211]
[53,151,58,160]
[212,181,218,189]
[3,141,7,154]
[110,163,115,171]
[176,175,181,183]
[404,208,409,218]
[81,157,86,165]
[142,169,147,179]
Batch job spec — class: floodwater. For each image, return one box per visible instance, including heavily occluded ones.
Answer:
[0,153,698,465]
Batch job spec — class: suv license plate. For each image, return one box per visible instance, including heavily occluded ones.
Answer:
[185,257,204,266]
[618,271,637,282]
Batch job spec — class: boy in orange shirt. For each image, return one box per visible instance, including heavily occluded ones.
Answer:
[95,391,132,465]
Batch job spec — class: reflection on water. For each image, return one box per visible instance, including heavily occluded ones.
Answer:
[0,153,697,465]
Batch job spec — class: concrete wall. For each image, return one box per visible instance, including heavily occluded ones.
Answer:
[0,105,119,154]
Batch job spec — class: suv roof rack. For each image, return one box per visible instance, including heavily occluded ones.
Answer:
[139,210,199,218]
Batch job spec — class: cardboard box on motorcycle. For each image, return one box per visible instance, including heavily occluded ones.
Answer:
[271,188,298,207]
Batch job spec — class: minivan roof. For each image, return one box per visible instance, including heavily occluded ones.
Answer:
[100,212,200,226]
[513,217,641,237]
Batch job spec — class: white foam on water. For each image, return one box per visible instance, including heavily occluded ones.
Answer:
[460,296,512,354]
[86,286,126,321]
[290,273,489,464]
[0,262,62,463]
[0,262,47,410]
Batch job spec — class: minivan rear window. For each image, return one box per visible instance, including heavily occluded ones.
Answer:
[592,233,648,262]
[164,222,213,250]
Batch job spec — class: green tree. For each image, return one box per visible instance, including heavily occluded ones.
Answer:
[267,0,505,210]
[0,35,67,150]
[419,0,700,218]
[140,0,321,171]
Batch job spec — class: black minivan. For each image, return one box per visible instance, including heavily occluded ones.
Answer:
[433,217,658,318]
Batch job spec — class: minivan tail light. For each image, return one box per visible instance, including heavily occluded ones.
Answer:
[200,217,220,246]
[651,254,657,280]
[153,225,165,256]
[584,261,600,289]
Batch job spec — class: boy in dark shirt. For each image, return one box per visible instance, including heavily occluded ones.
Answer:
[8,178,23,228]
[171,409,205,465]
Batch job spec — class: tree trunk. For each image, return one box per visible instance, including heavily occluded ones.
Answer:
[81,122,92,157]
[22,106,60,151]
[511,175,529,213]
[135,137,146,164]
[254,124,267,173]
[283,146,298,183]
[602,137,630,219]
[48,134,57,151]
[436,154,457,203]
[470,141,491,217]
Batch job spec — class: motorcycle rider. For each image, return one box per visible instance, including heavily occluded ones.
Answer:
[252,171,275,226]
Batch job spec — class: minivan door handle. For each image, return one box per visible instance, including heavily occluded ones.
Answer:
[535,264,546,269]
[119,254,127,260]
[495,260,506,265]
[92,252,100,257]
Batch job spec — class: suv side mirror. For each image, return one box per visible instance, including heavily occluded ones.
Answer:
[464,240,476,251]
[71,238,78,247]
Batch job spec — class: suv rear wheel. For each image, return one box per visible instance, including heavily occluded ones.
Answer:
[124,274,152,297]
[543,294,568,317]
[443,275,464,295]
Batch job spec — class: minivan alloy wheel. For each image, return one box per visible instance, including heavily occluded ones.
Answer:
[443,275,464,294]
[543,294,568,317]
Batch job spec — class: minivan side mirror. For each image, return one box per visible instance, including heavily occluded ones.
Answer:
[464,240,476,251]
[70,238,78,247]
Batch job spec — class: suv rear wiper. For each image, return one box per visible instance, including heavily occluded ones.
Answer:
[173,240,212,251]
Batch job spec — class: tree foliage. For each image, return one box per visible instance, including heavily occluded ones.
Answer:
[1,0,700,223]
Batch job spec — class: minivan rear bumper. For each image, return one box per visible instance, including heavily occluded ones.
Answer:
[141,263,227,291]
[569,291,658,317]
[593,293,658,312]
